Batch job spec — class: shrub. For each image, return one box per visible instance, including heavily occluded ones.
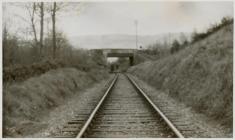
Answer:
[170,40,180,54]
[3,60,65,83]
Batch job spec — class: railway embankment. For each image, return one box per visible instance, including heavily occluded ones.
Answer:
[3,68,109,137]
[128,23,233,132]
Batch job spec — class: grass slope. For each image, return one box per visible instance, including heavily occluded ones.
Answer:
[128,23,233,128]
[3,68,108,137]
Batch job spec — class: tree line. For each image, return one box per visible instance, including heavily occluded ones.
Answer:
[171,16,233,54]
[3,2,80,66]
[3,2,107,82]
[141,16,233,59]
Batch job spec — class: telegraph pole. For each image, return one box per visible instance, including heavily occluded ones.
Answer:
[135,20,138,50]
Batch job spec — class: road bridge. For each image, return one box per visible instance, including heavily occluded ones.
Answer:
[93,49,136,66]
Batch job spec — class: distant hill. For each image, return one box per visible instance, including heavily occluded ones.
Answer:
[68,33,191,49]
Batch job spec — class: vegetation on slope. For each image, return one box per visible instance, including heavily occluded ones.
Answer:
[134,17,233,64]
[3,68,109,137]
[3,49,107,83]
[128,21,233,129]
[3,3,107,83]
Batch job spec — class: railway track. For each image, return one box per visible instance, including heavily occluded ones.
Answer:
[58,74,184,138]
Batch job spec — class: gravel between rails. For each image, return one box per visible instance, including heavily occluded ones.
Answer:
[83,74,176,138]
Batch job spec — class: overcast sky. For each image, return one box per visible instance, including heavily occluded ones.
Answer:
[57,1,233,38]
[3,1,234,38]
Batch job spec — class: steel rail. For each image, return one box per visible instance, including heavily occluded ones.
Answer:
[126,74,184,138]
[76,74,118,138]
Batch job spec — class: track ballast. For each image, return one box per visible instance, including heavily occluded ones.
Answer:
[58,74,184,138]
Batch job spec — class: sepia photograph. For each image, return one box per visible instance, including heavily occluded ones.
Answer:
[2,1,233,138]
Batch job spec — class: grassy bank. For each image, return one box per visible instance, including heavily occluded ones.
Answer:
[3,68,109,137]
[128,23,233,128]
[3,60,65,83]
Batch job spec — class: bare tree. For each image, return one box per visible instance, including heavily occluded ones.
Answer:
[39,2,44,58]
[3,2,81,66]
[18,3,45,59]
[51,2,57,59]
[26,3,38,45]
[3,25,8,66]
[50,2,71,59]
[48,2,82,59]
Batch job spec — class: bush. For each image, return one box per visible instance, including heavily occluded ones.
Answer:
[3,60,65,83]
[170,40,180,54]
